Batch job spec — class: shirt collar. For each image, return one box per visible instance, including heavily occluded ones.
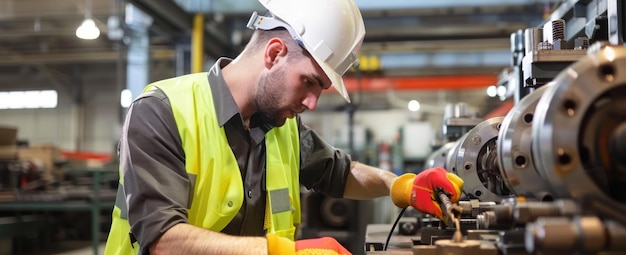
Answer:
[208,57,238,128]
[207,57,271,144]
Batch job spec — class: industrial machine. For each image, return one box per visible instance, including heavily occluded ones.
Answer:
[366,0,626,254]
[367,43,626,255]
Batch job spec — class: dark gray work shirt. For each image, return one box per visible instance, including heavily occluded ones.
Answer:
[120,58,352,253]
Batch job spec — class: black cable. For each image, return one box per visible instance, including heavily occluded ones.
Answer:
[384,207,407,251]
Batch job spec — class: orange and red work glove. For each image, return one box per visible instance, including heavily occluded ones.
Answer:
[267,233,351,255]
[390,167,464,220]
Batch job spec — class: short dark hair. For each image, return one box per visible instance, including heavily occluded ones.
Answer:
[244,28,306,63]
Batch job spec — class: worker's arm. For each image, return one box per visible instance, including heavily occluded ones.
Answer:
[150,224,268,255]
[124,93,269,255]
[298,118,353,198]
[297,117,397,200]
[343,161,397,199]
[121,91,191,253]
[152,225,352,255]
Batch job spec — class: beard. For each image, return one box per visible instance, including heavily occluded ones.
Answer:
[255,66,288,127]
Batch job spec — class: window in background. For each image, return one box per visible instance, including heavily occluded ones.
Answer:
[0,90,58,109]
[120,89,132,108]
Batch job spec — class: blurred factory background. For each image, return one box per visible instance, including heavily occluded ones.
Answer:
[1,0,625,254]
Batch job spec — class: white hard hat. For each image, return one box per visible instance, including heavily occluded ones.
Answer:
[247,0,365,103]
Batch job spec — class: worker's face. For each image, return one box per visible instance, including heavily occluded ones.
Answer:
[255,52,330,127]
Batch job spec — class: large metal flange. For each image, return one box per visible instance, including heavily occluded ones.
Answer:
[446,133,467,174]
[497,85,553,201]
[532,45,626,206]
[454,117,514,202]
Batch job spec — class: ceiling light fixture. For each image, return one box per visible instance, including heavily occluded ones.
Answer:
[408,100,421,112]
[76,0,100,40]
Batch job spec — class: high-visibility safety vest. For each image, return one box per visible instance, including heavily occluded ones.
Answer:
[104,72,301,254]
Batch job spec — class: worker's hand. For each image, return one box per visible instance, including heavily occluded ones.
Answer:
[267,233,351,255]
[390,167,464,220]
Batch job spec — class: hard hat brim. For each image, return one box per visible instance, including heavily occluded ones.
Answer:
[314,55,351,103]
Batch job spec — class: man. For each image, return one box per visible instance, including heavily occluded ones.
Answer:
[104,0,463,254]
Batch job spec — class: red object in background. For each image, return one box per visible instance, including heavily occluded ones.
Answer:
[61,151,112,163]
[323,75,498,93]
[483,99,514,119]
[378,142,391,171]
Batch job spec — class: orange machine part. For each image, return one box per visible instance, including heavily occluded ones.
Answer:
[326,75,498,93]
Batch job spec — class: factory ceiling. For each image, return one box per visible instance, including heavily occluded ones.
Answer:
[0,0,555,82]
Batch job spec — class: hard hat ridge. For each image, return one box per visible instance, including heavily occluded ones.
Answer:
[248,0,366,103]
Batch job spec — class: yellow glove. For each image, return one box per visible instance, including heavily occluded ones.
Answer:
[390,167,464,220]
[267,233,351,255]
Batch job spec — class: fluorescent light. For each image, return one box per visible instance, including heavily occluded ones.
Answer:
[76,18,100,40]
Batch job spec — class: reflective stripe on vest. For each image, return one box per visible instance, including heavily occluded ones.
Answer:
[266,121,301,239]
[104,72,301,254]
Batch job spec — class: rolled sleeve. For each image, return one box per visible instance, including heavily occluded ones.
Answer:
[120,90,189,253]
[298,117,352,198]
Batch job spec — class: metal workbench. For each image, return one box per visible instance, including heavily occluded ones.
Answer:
[0,168,116,255]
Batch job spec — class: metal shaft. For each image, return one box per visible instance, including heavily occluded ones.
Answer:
[438,192,464,242]
[438,192,454,218]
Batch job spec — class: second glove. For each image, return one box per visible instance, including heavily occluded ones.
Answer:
[267,233,351,255]
[390,167,464,220]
